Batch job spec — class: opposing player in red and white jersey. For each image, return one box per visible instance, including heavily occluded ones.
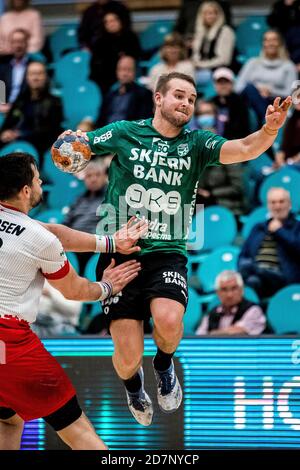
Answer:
[0,153,147,450]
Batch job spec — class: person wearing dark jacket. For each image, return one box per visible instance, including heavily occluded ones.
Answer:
[0,28,30,114]
[267,0,300,35]
[97,55,153,126]
[196,270,266,335]
[77,0,131,50]
[0,61,63,159]
[238,187,300,297]
[90,11,141,94]
[210,67,250,139]
[275,101,300,168]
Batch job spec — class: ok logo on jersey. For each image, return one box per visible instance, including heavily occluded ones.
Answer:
[125,184,181,215]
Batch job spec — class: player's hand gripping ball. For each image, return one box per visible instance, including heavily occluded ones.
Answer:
[51,133,91,173]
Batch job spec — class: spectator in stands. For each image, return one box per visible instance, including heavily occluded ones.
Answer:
[210,67,250,139]
[98,55,153,126]
[63,158,108,275]
[174,0,232,42]
[190,99,247,217]
[90,11,141,94]
[196,270,266,335]
[238,187,300,297]
[268,1,300,72]
[78,0,131,50]
[0,61,63,159]
[148,33,195,91]
[0,0,44,56]
[189,98,217,132]
[192,1,235,86]
[32,281,82,337]
[268,0,300,35]
[0,28,30,114]
[235,30,297,125]
[275,101,300,169]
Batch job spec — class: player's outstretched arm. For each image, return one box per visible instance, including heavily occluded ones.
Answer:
[41,217,147,254]
[219,96,292,164]
[48,259,141,302]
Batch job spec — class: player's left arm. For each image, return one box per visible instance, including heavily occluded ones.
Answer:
[219,96,292,164]
[40,217,148,254]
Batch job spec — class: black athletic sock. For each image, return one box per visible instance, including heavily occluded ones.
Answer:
[123,370,142,394]
[153,348,174,372]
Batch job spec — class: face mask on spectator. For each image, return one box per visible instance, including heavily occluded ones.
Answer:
[197,114,215,128]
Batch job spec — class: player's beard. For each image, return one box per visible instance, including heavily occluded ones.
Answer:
[161,106,191,128]
[30,192,43,209]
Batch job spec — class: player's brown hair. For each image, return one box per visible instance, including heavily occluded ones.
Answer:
[155,72,196,95]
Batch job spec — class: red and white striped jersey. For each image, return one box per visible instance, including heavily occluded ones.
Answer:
[0,203,70,323]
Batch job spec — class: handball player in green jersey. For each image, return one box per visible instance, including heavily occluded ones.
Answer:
[54,72,291,426]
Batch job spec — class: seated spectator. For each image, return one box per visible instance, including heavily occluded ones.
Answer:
[275,100,300,168]
[174,0,232,48]
[210,67,250,139]
[31,281,82,337]
[147,33,194,91]
[90,11,141,94]
[0,0,44,56]
[196,270,266,335]
[196,102,246,217]
[0,28,31,114]
[0,61,63,160]
[235,30,297,125]
[63,158,108,275]
[190,99,247,217]
[78,0,131,50]
[268,0,300,35]
[189,98,217,132]
[238,187,300,298]
[98,55,153,126]
[192,1,235,85]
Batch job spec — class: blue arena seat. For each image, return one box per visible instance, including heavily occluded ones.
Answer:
[184,288,202,334]
[139,21,174,52]
[0,141,39,161]
[188,205,237,253]
[49,24,79,62]
[35,209,64,224]
[62,80,102,129]
[84,253,100,282]
[236,16,268,59]
[42,149,76,184]
[259,167,300,212]
[47,179,85,210]
[197,246,241,293]
[267,285,300,334]
[53,50,91,88]
[66,251,79,273]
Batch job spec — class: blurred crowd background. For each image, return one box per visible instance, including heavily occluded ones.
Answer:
[0,0,300,337]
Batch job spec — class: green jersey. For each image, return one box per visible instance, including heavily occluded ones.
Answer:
[87,118,226,256]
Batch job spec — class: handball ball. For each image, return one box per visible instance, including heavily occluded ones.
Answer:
[51,134,91,174]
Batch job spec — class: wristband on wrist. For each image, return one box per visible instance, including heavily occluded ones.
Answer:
[95,281,113,301]
[94,235,116,253]
[262,124,278,136]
